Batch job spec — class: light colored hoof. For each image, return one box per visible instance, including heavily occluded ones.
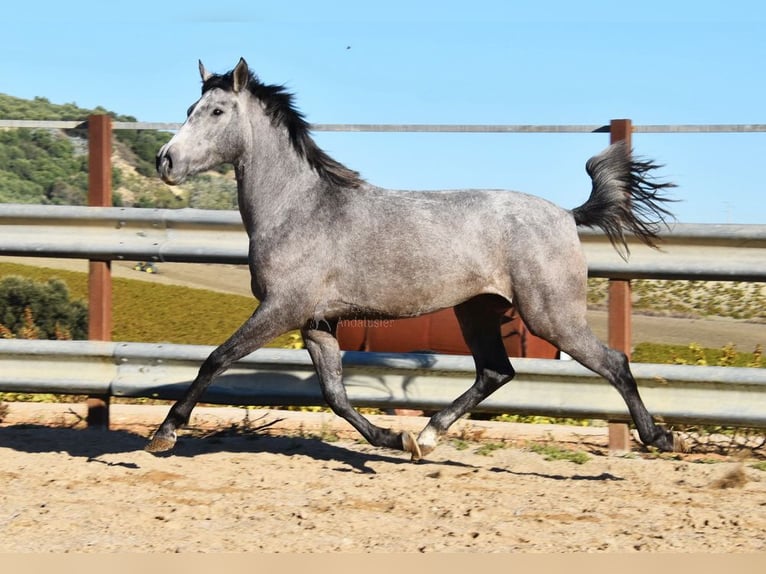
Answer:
[401,431,423,461]
[415,425,439,460]
[145,431,177,454]
[417,442,436,459]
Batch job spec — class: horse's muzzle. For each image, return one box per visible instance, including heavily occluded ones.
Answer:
[156,144,179,184]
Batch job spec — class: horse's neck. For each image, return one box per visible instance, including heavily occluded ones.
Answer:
[234,130,322,238]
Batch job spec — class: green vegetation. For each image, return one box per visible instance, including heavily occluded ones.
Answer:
[0,275,87,339]
[490,414,598,426]
[0,93,237,208]
[0,262,300,348]
[0,127,90,204]
[450,438,470,451]
[184,174,239,210]
[0,94,107,122]
[474,442,506,456]
[527,443,590,464]
[632,342,762,368]
[0,93,170,175]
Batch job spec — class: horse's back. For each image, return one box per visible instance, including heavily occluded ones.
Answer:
[344,185,582,258]
[322,185,585,315]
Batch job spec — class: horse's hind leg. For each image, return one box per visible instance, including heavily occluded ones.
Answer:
[415,296,515,460]
[302,321,421,457]
[514,281,682,453]
[558,333,681,452]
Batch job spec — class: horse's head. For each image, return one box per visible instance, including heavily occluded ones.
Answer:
[156,58,252,185]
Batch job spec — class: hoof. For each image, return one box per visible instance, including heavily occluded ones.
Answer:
[145,430,177,454]
[649,429,684,453]
[415,425,439,460]
[401,431,423,461]
[417,443,436,459]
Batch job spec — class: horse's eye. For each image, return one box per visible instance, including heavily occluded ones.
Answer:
[212,108,224,116]
[186,104,196,117]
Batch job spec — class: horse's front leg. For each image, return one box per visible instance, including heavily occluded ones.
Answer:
[146,300,295,453]
[302,322,421,458]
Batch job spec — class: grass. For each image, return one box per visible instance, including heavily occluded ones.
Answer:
[632,342,763,367]
[0,262,302,405]
[587,278,766,321]
[0,262,301,348]
[474,442,506,456]
[490,413,601,426]
[528,443,590,464]
[450,438,470,451]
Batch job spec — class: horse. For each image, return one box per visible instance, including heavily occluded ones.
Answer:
[149,57,682,460]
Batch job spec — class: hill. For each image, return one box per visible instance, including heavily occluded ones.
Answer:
[0,93,237,209]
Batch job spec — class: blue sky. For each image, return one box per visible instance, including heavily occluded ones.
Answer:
[3,0,765,224]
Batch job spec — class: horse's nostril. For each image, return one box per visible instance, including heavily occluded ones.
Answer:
[156,151,173,173]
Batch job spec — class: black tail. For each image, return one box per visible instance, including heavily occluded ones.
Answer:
[572,140,676,259]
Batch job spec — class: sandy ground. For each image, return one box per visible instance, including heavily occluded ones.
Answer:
[1,402,765,553]
[1,256,764,350]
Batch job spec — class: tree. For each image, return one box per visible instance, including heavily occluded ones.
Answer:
[44,181,87,205]
[0,276,87,340]
[0,93,183,207]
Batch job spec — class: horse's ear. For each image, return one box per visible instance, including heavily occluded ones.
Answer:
[198,60,212,82]
[232,58,249,93]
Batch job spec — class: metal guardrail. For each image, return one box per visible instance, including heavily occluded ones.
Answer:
[0,204,246,264]
[3,119,766,133]
[1,339,764,427]
[1,204,765,280]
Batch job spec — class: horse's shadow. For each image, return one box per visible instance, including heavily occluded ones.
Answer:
[488,466,624,482]
[0,423,468,474]
[0,424,626,481]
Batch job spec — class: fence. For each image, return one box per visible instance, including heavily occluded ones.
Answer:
[0,116,764,450]
[1,204,764,279]
[1,339,764,428]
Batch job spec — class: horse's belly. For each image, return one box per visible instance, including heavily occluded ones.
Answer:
[341,264,509,318]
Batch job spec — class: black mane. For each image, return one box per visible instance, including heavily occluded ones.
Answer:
[202,70,363,189]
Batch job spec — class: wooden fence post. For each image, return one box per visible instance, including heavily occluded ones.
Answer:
[86,114,113,428]
[607,118,633,452]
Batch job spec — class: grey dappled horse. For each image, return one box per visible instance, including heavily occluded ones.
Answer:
[150,58,682,460]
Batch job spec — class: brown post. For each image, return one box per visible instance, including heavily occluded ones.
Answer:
[86,114,113,428]
[607,118,632,452]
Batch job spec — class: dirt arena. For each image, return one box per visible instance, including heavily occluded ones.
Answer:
[1,402,764,553]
